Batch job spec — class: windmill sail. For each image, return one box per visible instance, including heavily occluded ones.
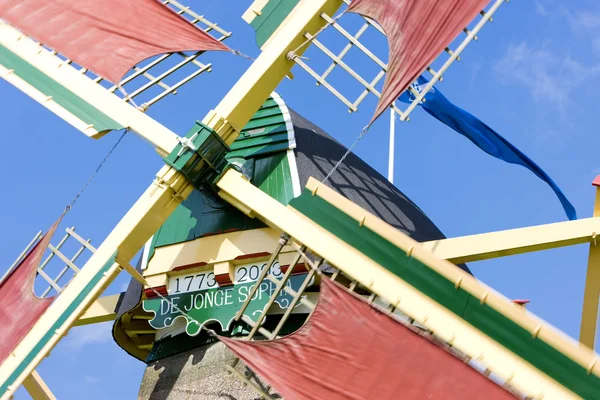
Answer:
[347,0,489,122]
[1,1,600,399]
[0,218,60,364]
[0,0,229,84]
[0,1,231,148]
[219,277,514,400]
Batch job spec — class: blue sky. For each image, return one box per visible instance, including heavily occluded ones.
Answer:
[2,0,600,398]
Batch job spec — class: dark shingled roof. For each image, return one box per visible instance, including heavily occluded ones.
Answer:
[290,109,469,272]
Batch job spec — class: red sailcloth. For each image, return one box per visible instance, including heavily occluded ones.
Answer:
[347,0,489,122]
[0,219,61,364]
[220,278,513,400]
[0,0,230,84]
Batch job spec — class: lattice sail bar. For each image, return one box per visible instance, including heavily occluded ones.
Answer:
[45,0,232,112]
[6,226,96,299]
[289,0,506,121]
[0,0,232,142]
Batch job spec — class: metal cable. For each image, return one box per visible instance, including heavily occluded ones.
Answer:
[65,128,129,212]
[323,125,369,183]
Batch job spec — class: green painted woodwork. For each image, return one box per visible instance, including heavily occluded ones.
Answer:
[0,45,123,134]
[148,188,264,255]
[149,96,296,256]
[145,313,308,363]
[254,152,295,205]
[142,274,309,336]
[163,122,230,191]
[249,0,301,48]
[0,254,117,394]
[229,97,292,159]
[289,190,600,398]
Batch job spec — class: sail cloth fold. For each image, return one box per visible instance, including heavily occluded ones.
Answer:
[400,76,577,220]
[347,0,489,123]
[219,278,513,400]
[0,0,230,84]
[0,218,61,364]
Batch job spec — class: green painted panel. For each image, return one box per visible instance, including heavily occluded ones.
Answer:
[249,0,301,48]
[0,254,117,394]
[0,45,123,134]
[289,190,600,398]
[229,131,289,152]
[240,113,286,132]
[254,152,295,205]
[150,189,265,251]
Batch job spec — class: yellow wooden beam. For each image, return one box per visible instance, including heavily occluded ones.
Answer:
[0,23,180,157]
[0,166,194,400]
[580,183,600,350]
[204,0,343,144]
[422,217,600,264]
[74,293,123,326]
[217,170,595,400]
[22,371,55,400]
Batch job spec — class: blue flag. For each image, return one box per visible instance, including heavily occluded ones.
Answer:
[400,76,576,220]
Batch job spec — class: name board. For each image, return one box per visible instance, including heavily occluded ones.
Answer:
[143,263,310,336]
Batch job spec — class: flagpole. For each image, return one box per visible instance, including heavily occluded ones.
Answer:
[388,107,396,184]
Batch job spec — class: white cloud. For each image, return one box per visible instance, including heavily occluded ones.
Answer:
[494,42,600,117]
[83,375,100,384]
[535,1,548,16]
[567,10,600,31]
[65,321,112,350]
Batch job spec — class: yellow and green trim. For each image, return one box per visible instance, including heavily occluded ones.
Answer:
[0,254,117,396]
[0,45,123,136]
[289,188,600,399]
[246,0,302,48]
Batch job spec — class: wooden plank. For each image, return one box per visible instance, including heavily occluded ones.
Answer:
[580,184,600,349]
[422,217,600,264]
[75,293,124,326]
[22,371,55,400]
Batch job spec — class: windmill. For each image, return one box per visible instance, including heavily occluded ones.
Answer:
[1,1,600,399]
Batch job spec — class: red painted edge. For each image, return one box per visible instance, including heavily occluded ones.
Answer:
[593,176,600,187]
[172,261,208,272]
[199,228,241,238]
[145,285,168,299]
[512,299,530,305]
[234,252,271,261]
[215,273,233,287]
[280,263,308,275]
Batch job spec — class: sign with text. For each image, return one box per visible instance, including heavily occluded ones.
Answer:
[168,261,284,295]
[144,262,310,336]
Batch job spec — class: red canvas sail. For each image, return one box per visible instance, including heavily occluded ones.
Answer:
[0,0,230,84]
[220,278,513,400]
[347,0,489,122]
[0,219,60,364]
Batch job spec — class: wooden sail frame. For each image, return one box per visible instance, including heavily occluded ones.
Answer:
[1,0,600,398]
[288,0,506,121]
